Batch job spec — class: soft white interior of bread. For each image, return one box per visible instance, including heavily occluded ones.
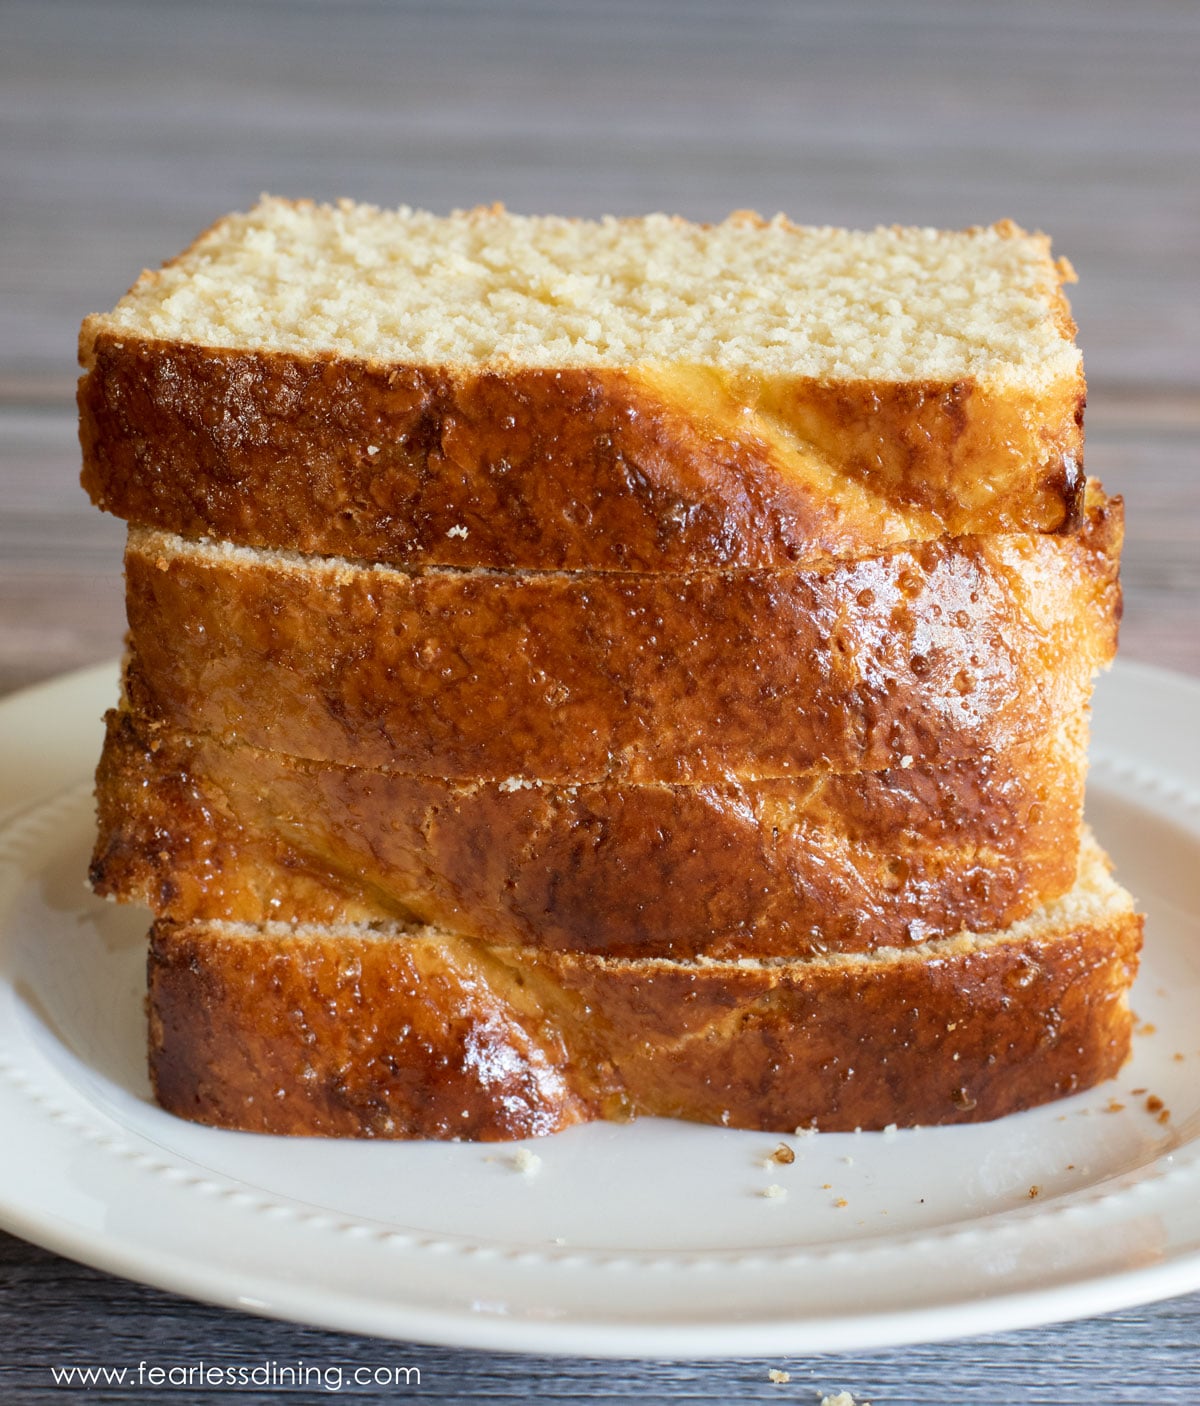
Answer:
[175,831,1130,971]
[128,523,854,583]
[87,197,1079,389]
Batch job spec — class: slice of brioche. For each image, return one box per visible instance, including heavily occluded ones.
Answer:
[148,832,1141,1140]
[94,707,1088,959]
[80,200,1085,572]
[123,489,1120,785]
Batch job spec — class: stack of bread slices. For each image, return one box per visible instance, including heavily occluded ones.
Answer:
[81,198,1141,1140]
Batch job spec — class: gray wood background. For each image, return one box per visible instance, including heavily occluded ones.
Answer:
[1,0,1197,1399]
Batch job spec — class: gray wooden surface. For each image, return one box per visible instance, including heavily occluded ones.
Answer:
[2,0,1198,1400]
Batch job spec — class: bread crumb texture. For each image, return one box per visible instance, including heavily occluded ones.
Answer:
[511,1148,541,1176]
[91,197,1079,389]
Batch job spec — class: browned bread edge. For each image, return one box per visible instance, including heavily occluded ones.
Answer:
[122,490,1121,784]
[95,707,1088,959]
[147,836,1141,1139]
[81,341,1085,572]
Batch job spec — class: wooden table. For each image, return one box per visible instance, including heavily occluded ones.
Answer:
[2,1,1197,1399]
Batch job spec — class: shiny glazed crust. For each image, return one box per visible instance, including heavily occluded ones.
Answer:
[123,491,1121,784]
[93,708,1088,958]
[80,341,1085,572]
[147,840,1141,1139]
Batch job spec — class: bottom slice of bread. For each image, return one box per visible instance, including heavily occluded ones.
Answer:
[149,833,1141,1141]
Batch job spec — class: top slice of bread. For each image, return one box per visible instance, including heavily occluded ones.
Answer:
[80,199,1087,570]
[81,198,1079,384]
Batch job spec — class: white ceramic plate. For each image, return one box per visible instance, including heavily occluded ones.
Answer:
[2,660,1200,1357]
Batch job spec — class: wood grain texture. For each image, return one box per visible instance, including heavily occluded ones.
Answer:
[2,0,1199,1398]
[4,0,1199,398]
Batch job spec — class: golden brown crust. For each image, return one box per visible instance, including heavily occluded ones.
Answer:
[148,919,604,1140]
[80,338,1086,571]
[94,708,1087,958]
[147,878,1141,1138]
[123,493,1121,783]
